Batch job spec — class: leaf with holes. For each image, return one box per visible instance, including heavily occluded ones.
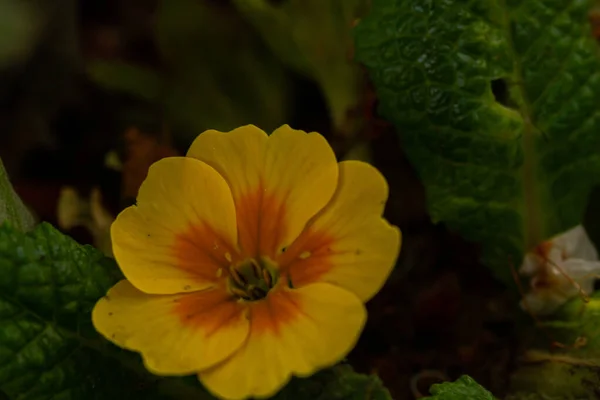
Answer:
[354,0,600,282]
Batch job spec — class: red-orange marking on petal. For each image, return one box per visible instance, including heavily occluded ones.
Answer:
[173,287,246,335]
[172,222,239,284]
[278,228,337,288]
[247,288,301,335]
[236,184,289,259]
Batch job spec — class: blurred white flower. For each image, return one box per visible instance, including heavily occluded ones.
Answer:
[520,225,600,316]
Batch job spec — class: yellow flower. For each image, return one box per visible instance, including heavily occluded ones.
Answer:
[92,125,401,400]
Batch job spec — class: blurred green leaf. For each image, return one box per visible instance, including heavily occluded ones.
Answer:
[232,0,367,130]
[0,0,41,68]
[0,158,34,231]
[87,60,163,102]
[342,142,373,164]
[354,0,600,283]
[423,376,495,400]
[508,292,600,399]
[156,0,290,141]
[87,1,290,144]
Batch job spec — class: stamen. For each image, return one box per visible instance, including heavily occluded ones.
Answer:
[229,266,247,286]
[299,251,311,259]
[250,259,262,279]
[225,252,232,262]
[230,286,251,300]
[216,268,223,278]
[262,268,272,288]
[228,258,279,301]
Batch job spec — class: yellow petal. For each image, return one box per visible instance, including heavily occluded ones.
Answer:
[92,280,249,374]
[186,125,268,199]
[186,124,338,258]
[279,160,401,302]
[111,157,239,294]
[198,283,366,400]
[261,125,339,255]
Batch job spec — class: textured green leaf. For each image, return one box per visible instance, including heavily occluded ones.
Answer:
[509,292,600,399]
[0,222,206,399]
[0,159,34,232]
[87,61,163,102]
[274,364,391,400]
[0,222,391,399]
[232,0,366,129]
[354,0,600,282]
[423,376,496,400]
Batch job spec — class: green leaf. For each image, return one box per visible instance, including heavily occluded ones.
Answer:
[0,0,41,68]
[0,222,392,399]
[156,0,290,142]
[86,1,291,143]
[423,376,496,400]
[508,292,600,399]
[0,222,206,399]
[87,60,163,102]
[0,159,34,232]
[232,0,366,129]
[274,364,391,400]
[354,0,600,282]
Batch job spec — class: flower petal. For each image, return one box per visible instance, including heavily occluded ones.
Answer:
[560,259,600,294]
[112,157,238,294]
[187,124,338,258]
[279,160,401,301]
[186,125,268,200]
[198,283,366,400]
[260,125,339,256]
[521,290,569,316]
[92,280,249,374]
[553,225,598,260]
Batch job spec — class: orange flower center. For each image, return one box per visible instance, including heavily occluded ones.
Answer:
[227,258,279,301]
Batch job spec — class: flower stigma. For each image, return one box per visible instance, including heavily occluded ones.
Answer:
[228,258,279,301]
